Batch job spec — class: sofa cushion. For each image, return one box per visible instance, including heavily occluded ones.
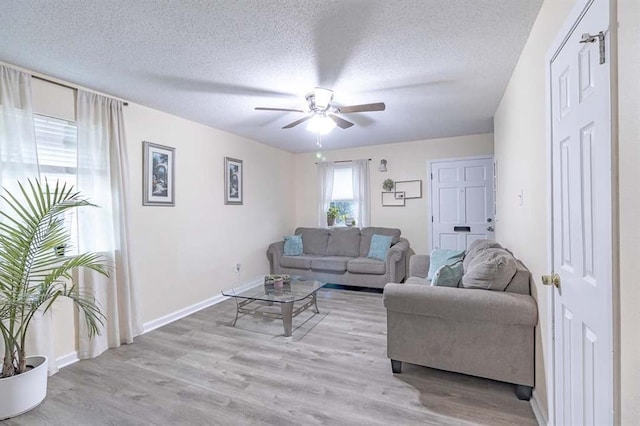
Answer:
[368,234,393,260]
[347,257,386,275]
[463,239,503,272]
[283,235,303,256]
[359,227,401,257]
[280,254,321,269]
[310,256,352,272]
[295,227,329,255]
[461,248,517,291]
[504,264,531,295]
[326,227,361,257]
[427,249,465,280]
[432,261,464,287]
[405,276,430,285]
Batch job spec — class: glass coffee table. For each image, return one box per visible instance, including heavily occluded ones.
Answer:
[222,278,326,337]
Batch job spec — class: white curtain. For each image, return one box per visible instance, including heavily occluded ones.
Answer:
[317,161,335,227]
[0,66,58,374]
[352,159,371,227]
[76,90,141,359]
[0,65,39,195]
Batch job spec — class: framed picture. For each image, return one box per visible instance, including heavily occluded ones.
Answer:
[394,180,422,199]
[142,141,175,206]
[225,157,243,205]
[382,191,405,206]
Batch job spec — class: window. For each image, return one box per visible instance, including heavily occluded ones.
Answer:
[330,165,354,225]
[33,114,79,254]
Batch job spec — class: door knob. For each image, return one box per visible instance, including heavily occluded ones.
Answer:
[486,226,494,232]
[541,273,560,288]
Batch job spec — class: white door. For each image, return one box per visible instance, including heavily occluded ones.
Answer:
[550,0,612,424]
[430,157,495,251]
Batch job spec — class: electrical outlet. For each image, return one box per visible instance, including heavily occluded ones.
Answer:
[234,263,241,273]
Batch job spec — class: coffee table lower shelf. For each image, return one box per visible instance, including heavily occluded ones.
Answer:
[232,293,319,337]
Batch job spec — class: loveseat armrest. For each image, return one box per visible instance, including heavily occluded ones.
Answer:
[383,284,538,326]
[408,254,430,279]
[266,241,284,273]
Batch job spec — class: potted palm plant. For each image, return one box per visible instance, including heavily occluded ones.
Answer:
[0,180,109,420]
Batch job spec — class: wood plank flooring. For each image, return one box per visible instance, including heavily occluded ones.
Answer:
[6,288,537,425]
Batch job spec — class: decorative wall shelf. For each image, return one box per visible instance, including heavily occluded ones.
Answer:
[381,179,422,207]
[381,192,405,206]
[394,180,422,199]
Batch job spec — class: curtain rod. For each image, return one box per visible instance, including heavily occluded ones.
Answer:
[315,158,371,164]
[32,75,129,106]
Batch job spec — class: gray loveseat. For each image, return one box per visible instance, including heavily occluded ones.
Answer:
[267,227,410,288]
[383,240,537,400]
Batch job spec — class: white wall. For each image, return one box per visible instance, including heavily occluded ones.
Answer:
[293,134,494,254]
[28,74,295,361]
[494,0,640,421]
[493,0,576,419]
[618,0,640,422]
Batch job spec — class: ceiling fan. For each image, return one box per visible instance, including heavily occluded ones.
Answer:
[254,87,385,135]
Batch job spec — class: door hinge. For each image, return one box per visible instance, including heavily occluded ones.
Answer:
[431,216,434,222]
[579,31,605,64]
[430,173,433,180]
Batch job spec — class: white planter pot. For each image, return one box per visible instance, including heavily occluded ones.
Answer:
[0,356,48,420]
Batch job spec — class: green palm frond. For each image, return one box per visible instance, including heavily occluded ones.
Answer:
[0,179,109,378]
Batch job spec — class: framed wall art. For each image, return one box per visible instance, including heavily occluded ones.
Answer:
[143,141,175,206]
[225,157,243,205]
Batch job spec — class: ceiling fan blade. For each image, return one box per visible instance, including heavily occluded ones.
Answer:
[282,115,312,129]
[338,102,386,113]
[255,107,304,112]
[329,114,354,129]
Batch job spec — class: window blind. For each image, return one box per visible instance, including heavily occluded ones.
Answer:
[33,114,77,172]
[331,166,353,201]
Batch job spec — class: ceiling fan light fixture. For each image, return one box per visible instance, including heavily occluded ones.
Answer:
[306,114,336,135]
[312,87,333,110]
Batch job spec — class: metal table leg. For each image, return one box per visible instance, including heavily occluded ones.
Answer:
[281,301,294,337]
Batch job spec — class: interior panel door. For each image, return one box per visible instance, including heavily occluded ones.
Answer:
[549,0,613,423]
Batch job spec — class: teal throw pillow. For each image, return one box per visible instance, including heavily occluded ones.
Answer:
[431,261,464,287]
[283,235,303,256]
[427,249,465,280]
[368,234,393,260]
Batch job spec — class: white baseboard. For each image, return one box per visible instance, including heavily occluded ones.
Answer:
[56,351,79,369]
[142,278,263,334]
[530,391,548,426]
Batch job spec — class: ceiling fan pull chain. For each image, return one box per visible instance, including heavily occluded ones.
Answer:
[316,134,322,148]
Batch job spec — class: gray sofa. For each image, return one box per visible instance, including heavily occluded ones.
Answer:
[383,241,537,400]
[267,227,410,288]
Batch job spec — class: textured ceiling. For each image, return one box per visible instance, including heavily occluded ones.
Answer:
[0,0,542,153]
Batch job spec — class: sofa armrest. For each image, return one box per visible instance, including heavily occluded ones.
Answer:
[383,283,538,326]
[386,239,409,263]
[266,241,284,273]
[385,238,410,282]
[408,254,430,279]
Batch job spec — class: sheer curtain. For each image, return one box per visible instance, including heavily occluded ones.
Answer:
[0,65,58,375]
[352,159,371,227]
[76,90,141,359]
[317,161,335,227]
[0,65,39,194]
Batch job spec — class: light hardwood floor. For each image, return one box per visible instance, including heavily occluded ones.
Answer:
[7,288,537,425]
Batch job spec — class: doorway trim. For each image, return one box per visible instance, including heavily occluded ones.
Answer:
[427,155,494,252]
[544,0,618,424]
